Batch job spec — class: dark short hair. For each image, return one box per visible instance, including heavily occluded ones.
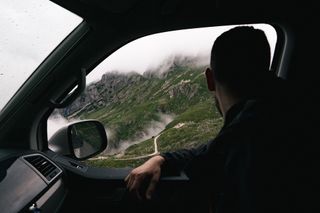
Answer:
[211,26,271,97]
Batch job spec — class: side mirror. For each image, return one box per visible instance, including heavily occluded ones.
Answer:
[49,120,107,160]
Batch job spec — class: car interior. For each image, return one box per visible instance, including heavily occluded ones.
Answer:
[0,0,318,212]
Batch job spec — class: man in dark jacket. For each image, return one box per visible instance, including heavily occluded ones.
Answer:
[125,26,294,212]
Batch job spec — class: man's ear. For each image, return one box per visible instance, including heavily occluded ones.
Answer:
[205,68,215,91]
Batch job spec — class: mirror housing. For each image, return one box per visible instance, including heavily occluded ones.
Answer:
[49,120,107,160]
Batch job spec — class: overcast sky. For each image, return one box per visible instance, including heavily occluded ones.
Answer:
[0,0,277,110]
[87,24,277,83]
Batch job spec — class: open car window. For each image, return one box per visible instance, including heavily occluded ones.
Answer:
[48,24,277,168]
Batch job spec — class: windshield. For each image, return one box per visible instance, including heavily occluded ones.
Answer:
[0,0,82,111]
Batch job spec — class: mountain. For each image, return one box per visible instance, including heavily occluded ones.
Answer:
[57,56,223,164]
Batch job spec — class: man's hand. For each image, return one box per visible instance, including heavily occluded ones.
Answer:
[125,155,165,200]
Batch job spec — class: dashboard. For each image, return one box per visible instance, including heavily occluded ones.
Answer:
[0,150,66,213]
[0,148,189,213]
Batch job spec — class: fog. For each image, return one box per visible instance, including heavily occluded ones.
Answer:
[86,23,277,84]
[48,111,174,155]
[47,113,83,139]
[104,113,174,155]
[142,54,209,78]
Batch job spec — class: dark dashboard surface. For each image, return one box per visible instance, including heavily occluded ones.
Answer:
[0,150,66,213]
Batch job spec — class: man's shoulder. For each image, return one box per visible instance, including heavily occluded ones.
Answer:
[237,92,292,121]
[219,97,291,146]
[228,99,270,127]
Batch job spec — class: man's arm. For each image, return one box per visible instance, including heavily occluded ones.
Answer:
[125,155,165,200]
[125,141,215,199]
[160,142,211,173]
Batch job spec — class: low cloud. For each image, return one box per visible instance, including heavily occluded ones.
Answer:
[104,113,174,155]
[47,113,81,139]
[142,54,209,79]
[47,112,174,156]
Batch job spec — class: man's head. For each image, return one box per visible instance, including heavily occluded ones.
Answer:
[205,26,271,115]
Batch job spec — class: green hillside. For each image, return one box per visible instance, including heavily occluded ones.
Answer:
[65,58,223,168]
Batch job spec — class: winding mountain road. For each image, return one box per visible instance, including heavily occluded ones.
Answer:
[116,134,161,160]
[90,134,161,161]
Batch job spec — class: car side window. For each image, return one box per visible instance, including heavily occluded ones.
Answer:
[48,24,277,168]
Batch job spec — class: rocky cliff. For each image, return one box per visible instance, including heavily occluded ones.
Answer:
[56,56,218,154]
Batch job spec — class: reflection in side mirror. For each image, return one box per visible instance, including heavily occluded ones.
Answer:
[49,120,107,160]
[70,121,107,159]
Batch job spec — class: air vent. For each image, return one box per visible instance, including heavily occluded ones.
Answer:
[23,154,61,182]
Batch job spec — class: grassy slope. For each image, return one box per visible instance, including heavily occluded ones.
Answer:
[81,65,223,168]
[158,100,223,152]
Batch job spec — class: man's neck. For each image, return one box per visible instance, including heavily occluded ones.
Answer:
[216,88,241,119]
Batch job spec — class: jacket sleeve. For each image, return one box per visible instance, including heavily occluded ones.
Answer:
[159,124,234,180]
[159,139,216,176]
